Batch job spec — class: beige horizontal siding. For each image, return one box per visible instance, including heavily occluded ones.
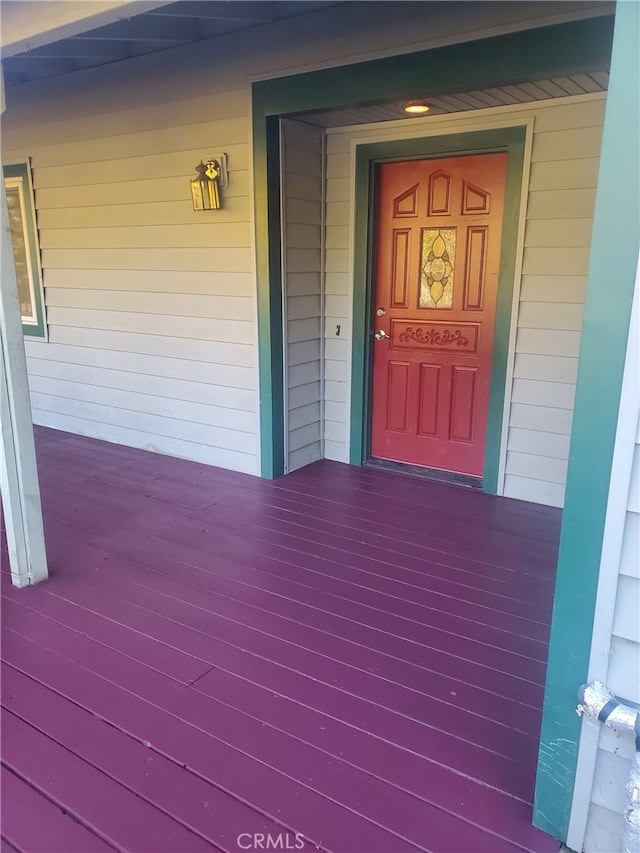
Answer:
[583,803,625,853]
[519,275,586,303]
[41,247,252,273]
[289,361,321,388]
[507,427,572,459]
[510,100,604,505]
[288,340,321,367]
[25,340,254,390]
[528,157,600,191]
[27,356,255,410]
[46,306,253,342]
[530,126,604,161]
[29,377,256,434]
[511,378,576,409]
[502,474,566,507]
[505,451,568,484]
[620,512,639,579]
[41,322,254,366]
[30,408,257,474]
[513,353,579,384]
[42,268,255,296]
[524,218,594,248]
[282,119,324,473]
[589,750,632,815]
[33,142,249,190]
[38,198,250,228]
[522,246,591,276]
[509,403,574,435]
[611,574,640,642]
[45,289,254,321]
[4,86,249,151]
[30,393,256,455]
[39,223,250,250]
[607,635,640,700]
[516,328,581,360]
[35,170,250,209]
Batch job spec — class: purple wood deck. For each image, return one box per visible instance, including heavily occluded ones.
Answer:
[1,427,562,853]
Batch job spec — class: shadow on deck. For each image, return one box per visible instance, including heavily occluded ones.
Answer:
[1,427,562,853]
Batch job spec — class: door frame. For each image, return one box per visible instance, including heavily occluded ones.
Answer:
[350,127,528,493]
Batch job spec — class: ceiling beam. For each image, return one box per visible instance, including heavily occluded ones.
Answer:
[1,1,173,57]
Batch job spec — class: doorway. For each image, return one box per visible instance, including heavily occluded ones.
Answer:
[348,127,528,494]
[370,153,508,478]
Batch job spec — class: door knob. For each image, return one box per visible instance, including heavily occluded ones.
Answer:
[374,329,388,341]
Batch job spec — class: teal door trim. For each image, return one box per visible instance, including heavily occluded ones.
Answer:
[533,2,639,842]
[349,128,527,493]
[252,14,614,479]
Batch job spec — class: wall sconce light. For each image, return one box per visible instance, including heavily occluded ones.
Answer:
[191,154,228,211]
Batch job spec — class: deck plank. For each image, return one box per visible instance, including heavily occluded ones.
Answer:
[2,554,545,738]
[34,518,550,680]
[1,711,215,852]
[2,574,542,773]
[0,765,113,853]
[1,427,562,853]
[38,483,554,629]
[1,665,293,853]
[0,609,533,850]
[1,627,420,852]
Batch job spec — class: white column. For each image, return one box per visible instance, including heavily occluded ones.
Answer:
[0,68,48,587]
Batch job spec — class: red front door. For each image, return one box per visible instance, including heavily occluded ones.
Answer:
[370,153,507,477]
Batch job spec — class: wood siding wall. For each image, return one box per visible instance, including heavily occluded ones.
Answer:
[3,85,258,473]
[281,120,324,473]
[324,95,606,506]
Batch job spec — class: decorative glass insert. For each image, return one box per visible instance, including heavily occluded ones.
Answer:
[420,228,456,309]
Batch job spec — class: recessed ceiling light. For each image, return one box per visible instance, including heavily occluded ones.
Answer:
[404,101,431,115]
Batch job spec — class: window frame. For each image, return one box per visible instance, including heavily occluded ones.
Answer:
[3,159,47,339]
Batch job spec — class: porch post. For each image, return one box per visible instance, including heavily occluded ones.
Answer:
[533,0,639,841]
[0,68,48,587]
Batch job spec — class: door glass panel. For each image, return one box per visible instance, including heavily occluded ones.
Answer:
[420,227,455,309]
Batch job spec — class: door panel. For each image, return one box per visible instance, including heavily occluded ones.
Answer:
[370,153,507,476]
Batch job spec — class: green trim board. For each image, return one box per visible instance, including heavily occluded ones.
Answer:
[252,14,615,479]
[252,16,614,116]
[252,114,285,479]
[534,1,639,842]
[348,128,527,493]
[2,161,46,339]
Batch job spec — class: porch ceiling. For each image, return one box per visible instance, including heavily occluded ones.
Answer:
[0,0,346,88]
[1,1,614,96]
[296,71,610,127]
